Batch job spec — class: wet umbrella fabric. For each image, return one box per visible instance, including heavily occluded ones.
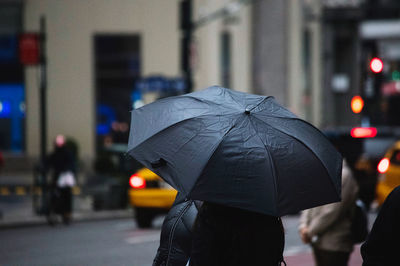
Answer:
[127,86,342,216]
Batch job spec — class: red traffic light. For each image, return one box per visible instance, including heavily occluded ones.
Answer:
[370,57,383,73]
[351,96,364,113]
[350,127,377,138]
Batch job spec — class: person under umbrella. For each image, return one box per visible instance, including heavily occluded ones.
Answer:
[128,86,342,265]
[189,201,286,266]
[153,193,202,266]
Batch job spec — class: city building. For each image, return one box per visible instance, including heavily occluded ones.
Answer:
[2,0,398,174]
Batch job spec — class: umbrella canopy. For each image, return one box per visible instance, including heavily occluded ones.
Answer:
[128,86,342,216]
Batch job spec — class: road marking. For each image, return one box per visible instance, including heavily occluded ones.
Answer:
[284,245,311,256]
[34,187,42,195]
[125,233,160,245]
[0,187,10,195]
[72,186,81,195]
[0,186,82,196]
[15,186,26,195]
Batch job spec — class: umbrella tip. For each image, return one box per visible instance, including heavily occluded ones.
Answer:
[245,109,251,115]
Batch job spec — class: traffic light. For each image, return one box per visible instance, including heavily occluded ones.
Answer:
[370,57,383,73]
[351,95,364,114]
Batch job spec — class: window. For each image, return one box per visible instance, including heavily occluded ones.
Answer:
[0,2,24,152]
[94,34,141,150]
[390,150,400,165]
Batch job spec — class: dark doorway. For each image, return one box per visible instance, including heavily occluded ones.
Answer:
[94,34,141,150]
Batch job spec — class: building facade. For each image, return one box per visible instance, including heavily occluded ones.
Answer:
[7,0,392,171]
[21,0,254,170]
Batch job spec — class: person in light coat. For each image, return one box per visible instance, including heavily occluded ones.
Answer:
[298,159,359,266]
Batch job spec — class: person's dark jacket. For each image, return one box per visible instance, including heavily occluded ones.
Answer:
[190,202,285,266]
[153,193,201,266]
[46,145,74,186]
[361,186,400,266]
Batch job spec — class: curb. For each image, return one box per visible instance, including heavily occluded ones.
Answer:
[0,209,133,230]
[0,185,82,196]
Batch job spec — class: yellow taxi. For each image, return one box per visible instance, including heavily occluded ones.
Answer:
[375,140,400,206]
[128,167,177,228]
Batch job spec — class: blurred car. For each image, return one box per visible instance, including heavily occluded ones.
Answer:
[128,167,177,228]
[375,140,400,206]
[324,127,397,209]
[86,144,142,210]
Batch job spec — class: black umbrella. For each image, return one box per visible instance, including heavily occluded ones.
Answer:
[127,86,342,216]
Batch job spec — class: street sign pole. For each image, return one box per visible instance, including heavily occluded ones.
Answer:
[180,0,193,93]
[39,16,48,214]
[179,0,252,93]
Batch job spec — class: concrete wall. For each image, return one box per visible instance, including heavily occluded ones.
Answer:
[193,0,252,93]
[250,0,324,127]
[287,0,306,118]
[251,0,288,105]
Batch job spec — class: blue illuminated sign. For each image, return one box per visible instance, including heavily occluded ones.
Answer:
[96,104,116,135]
[0,83,25,151]
[0,100,11,117]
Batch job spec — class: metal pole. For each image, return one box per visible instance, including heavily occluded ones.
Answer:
[180,0,193,93]
[179,0,253,93]
[182,33,193,93]
[39,16,48,214]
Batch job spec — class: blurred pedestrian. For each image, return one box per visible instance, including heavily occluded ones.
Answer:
[361,185,400,266]
[298,159,359,266]
[153,193,201,266]
[189,202,286,266]
[45,134,76,225]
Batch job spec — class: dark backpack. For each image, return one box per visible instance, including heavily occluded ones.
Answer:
[350,199,369,243]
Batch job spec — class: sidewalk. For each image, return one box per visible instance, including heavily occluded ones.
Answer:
[285,245,363,266]
[0,171,132,229]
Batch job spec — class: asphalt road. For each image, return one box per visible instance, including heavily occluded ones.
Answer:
[0,217,162,266]
[0,213,369,266]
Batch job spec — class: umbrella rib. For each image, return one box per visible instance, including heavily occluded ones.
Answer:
[220,87,249,110]
[131,113,240,195]
[186,116,243,197]
[252,112,297,119]
[182,93,244,113]
[250,115,339,199]
[248,96,273,112]
[130,113,241,149]
[247,117,279,215]
[254,112,322,129]
[168,116,237,192]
